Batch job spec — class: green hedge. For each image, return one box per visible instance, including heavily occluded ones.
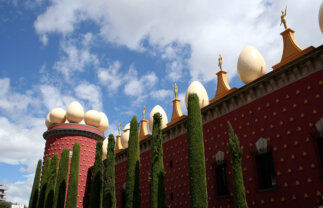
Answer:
[45,154,59,208]
[150,113,167,208]
[29,159,42,208]
[65,143,80,208]
[54,149,70,208]
[228,122,248,208]
[37,157,51,208]
[89,140,104,208]
[125,116,141,208]
[103,134,116,208]
[187,93,208,208]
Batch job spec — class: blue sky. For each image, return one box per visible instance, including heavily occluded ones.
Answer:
[0,0,321,205]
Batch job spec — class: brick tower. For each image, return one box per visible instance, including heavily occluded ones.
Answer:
[43,123,105,208]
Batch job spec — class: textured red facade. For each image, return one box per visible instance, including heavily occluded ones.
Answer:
[43,123,104,208]
[115,62,323,206]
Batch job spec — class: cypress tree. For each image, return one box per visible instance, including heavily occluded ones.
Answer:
[29,159,42,208]
[228,122,248,208]
[103,134,116,208]
[187,93,208,208]
[37,157,51,208]
[45,154,59,208]
[54,149,70,208]
[150,113,167,208]
[66,143,81,208]
[89,140,104,208]
[125,116,141,208]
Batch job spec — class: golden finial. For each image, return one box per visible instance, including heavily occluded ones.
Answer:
[280,6,287,30]
[118,122,121,136]
[218,54,223,71]
[172,83,178,99]
[142,105,146,120]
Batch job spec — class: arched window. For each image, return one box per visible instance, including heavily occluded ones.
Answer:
[255,138,277,190]
[215,151,229,196]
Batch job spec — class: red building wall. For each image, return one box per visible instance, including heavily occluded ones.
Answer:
[44,123,104,208]
[115,69,323,208]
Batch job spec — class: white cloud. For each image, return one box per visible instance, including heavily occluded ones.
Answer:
[54,36,99,79]
[97,61,122,95]
[40,85,75,110]
[123,66,157,99]
[150,89,173,101]
[34,0,322,83]
[1,173,34,206]
[74,82,102,111]
[0,78,36,117]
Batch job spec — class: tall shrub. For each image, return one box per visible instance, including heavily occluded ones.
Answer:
[29,159,42,208]
[150,113,167,208]
[228,122,248,208]
[54,149,70,208]
[45,154,59,208]
[37,157,51,208]
[66,143,80,208]
[89,140,104,208]
[187,93,208,208]
[125,116,141,208]
[103,134,116,208]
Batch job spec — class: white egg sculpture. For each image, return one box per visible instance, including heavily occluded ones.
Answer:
[319,2,323,33]
[148,105,169,132]
[49,108,66,124]
[121,123,130,148]
[45,113,52,128]
[98,112,109,132]
[185,81,210,109]
[237,45,267,84]
[66,101,84,123]
[84,110,101,127]
[102,138,108,159]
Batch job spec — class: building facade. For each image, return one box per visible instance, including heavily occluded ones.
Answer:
[114,45,323,207]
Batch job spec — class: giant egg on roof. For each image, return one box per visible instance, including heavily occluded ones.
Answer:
[49,108,66,124]
[98,112,109,132]
[319,2,323,33]
[102,137,108,159]
[121,123,130,148]
[148,105,168,132]
[45,113,52,128]
[84,110,101,127]
[66,101,84,123]
[237,45,266,84]
[185,81,209,109]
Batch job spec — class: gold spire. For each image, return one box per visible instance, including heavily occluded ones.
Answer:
[167,84,186,127]
[139,105,150,141]
[139,119,150,141]
[273,7,314,69]
[210,55,237,103]
[115,135,123,154]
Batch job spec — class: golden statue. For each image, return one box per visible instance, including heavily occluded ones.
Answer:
[218,54,223,71]
[172,83,178,99]
[142,105,146,120]
[118,122,121,136]
[280,6,287,30]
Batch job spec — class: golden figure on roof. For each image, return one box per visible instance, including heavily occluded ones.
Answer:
[142,104,146,120]
[281,6,287,30]
[173,83,178,99]
[218,54,223,71]
[118,122,121,136]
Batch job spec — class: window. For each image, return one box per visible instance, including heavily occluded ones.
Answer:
[170,192,174,200]
[215,151,229,197]
[255,151,277,190]
[215,163,230,196]
[169,160,173,168]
